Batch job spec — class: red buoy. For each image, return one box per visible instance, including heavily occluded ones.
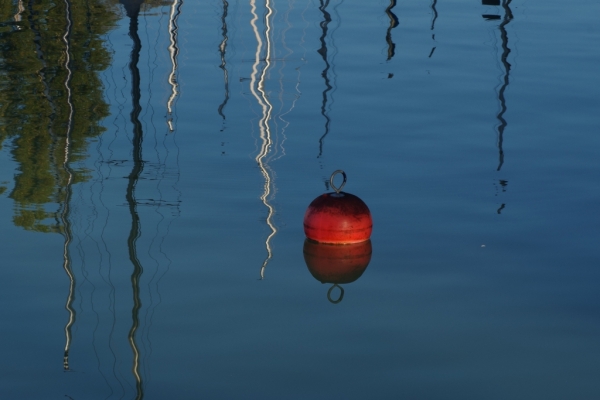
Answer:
[303,170,372,244]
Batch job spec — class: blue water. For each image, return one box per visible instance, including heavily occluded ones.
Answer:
[1,0,599,398]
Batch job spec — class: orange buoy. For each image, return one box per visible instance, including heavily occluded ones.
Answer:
[303,170,372,244]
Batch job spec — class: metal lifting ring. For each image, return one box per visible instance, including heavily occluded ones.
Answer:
[327,284,345,304]
[329,170,347,194]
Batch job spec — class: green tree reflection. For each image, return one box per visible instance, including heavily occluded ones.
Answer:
[0,0,118,232]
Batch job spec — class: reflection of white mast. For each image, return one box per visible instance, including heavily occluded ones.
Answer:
[250,0,276,279]
[166,0,183,131]
[60,0,76,372]
[13,0,25,23]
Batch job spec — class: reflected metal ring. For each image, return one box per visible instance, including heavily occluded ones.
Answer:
[327,284,345,304]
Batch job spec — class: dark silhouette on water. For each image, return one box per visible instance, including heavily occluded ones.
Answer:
[218,0,230,122]
[482,0,502,20]
[317,0,332,159]
[494,179,508,213]
[385,0,399,60]
[121,0,144,18]
[494,0,513,172]
[429,0,437,57]
[483,0,512,171]
[483,0,513,214]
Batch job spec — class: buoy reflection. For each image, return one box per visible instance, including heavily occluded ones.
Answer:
[303,239,372,304]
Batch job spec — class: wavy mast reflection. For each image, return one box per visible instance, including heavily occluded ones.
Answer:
[317,0,332,159]
[385,0,399,60]
[429,0,437,58]
[167,0,183,131]
[218,0,229,121]
[249,0,277,279]
[121,0,145,397]
[60,0,76,373]
[13,0,25,23]
[495,0,512,172]
[483,0,513,213]
[316,0,341,168]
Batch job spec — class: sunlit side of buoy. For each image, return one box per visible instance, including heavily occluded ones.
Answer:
[303,170,372,244]
[303,239,372,284]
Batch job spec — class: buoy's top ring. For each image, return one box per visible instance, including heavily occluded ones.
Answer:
[330,170,347,194]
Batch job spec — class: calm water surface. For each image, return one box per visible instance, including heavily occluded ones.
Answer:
[1,0,599,398]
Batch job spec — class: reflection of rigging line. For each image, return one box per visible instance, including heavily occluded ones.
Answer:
[429,0,437,57]
[317,0,342,160]
[98,31,127,396]
[269,0,297,163]
[75,184,113,393]
[276,11,302,162]
[104,32,127,162]
[218,0,229,121]
[317,0,332,158]
[150,123,181,335]
[385,0,399,61]
[298,0,310,65]
[125,5,145,398]
[250,0,276,280]
[167,0,183,131]
[495,0,512,172]
[60,0,76,373]
[329,2,342,100]
[94,152,125,395]
[142,6,176,378]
